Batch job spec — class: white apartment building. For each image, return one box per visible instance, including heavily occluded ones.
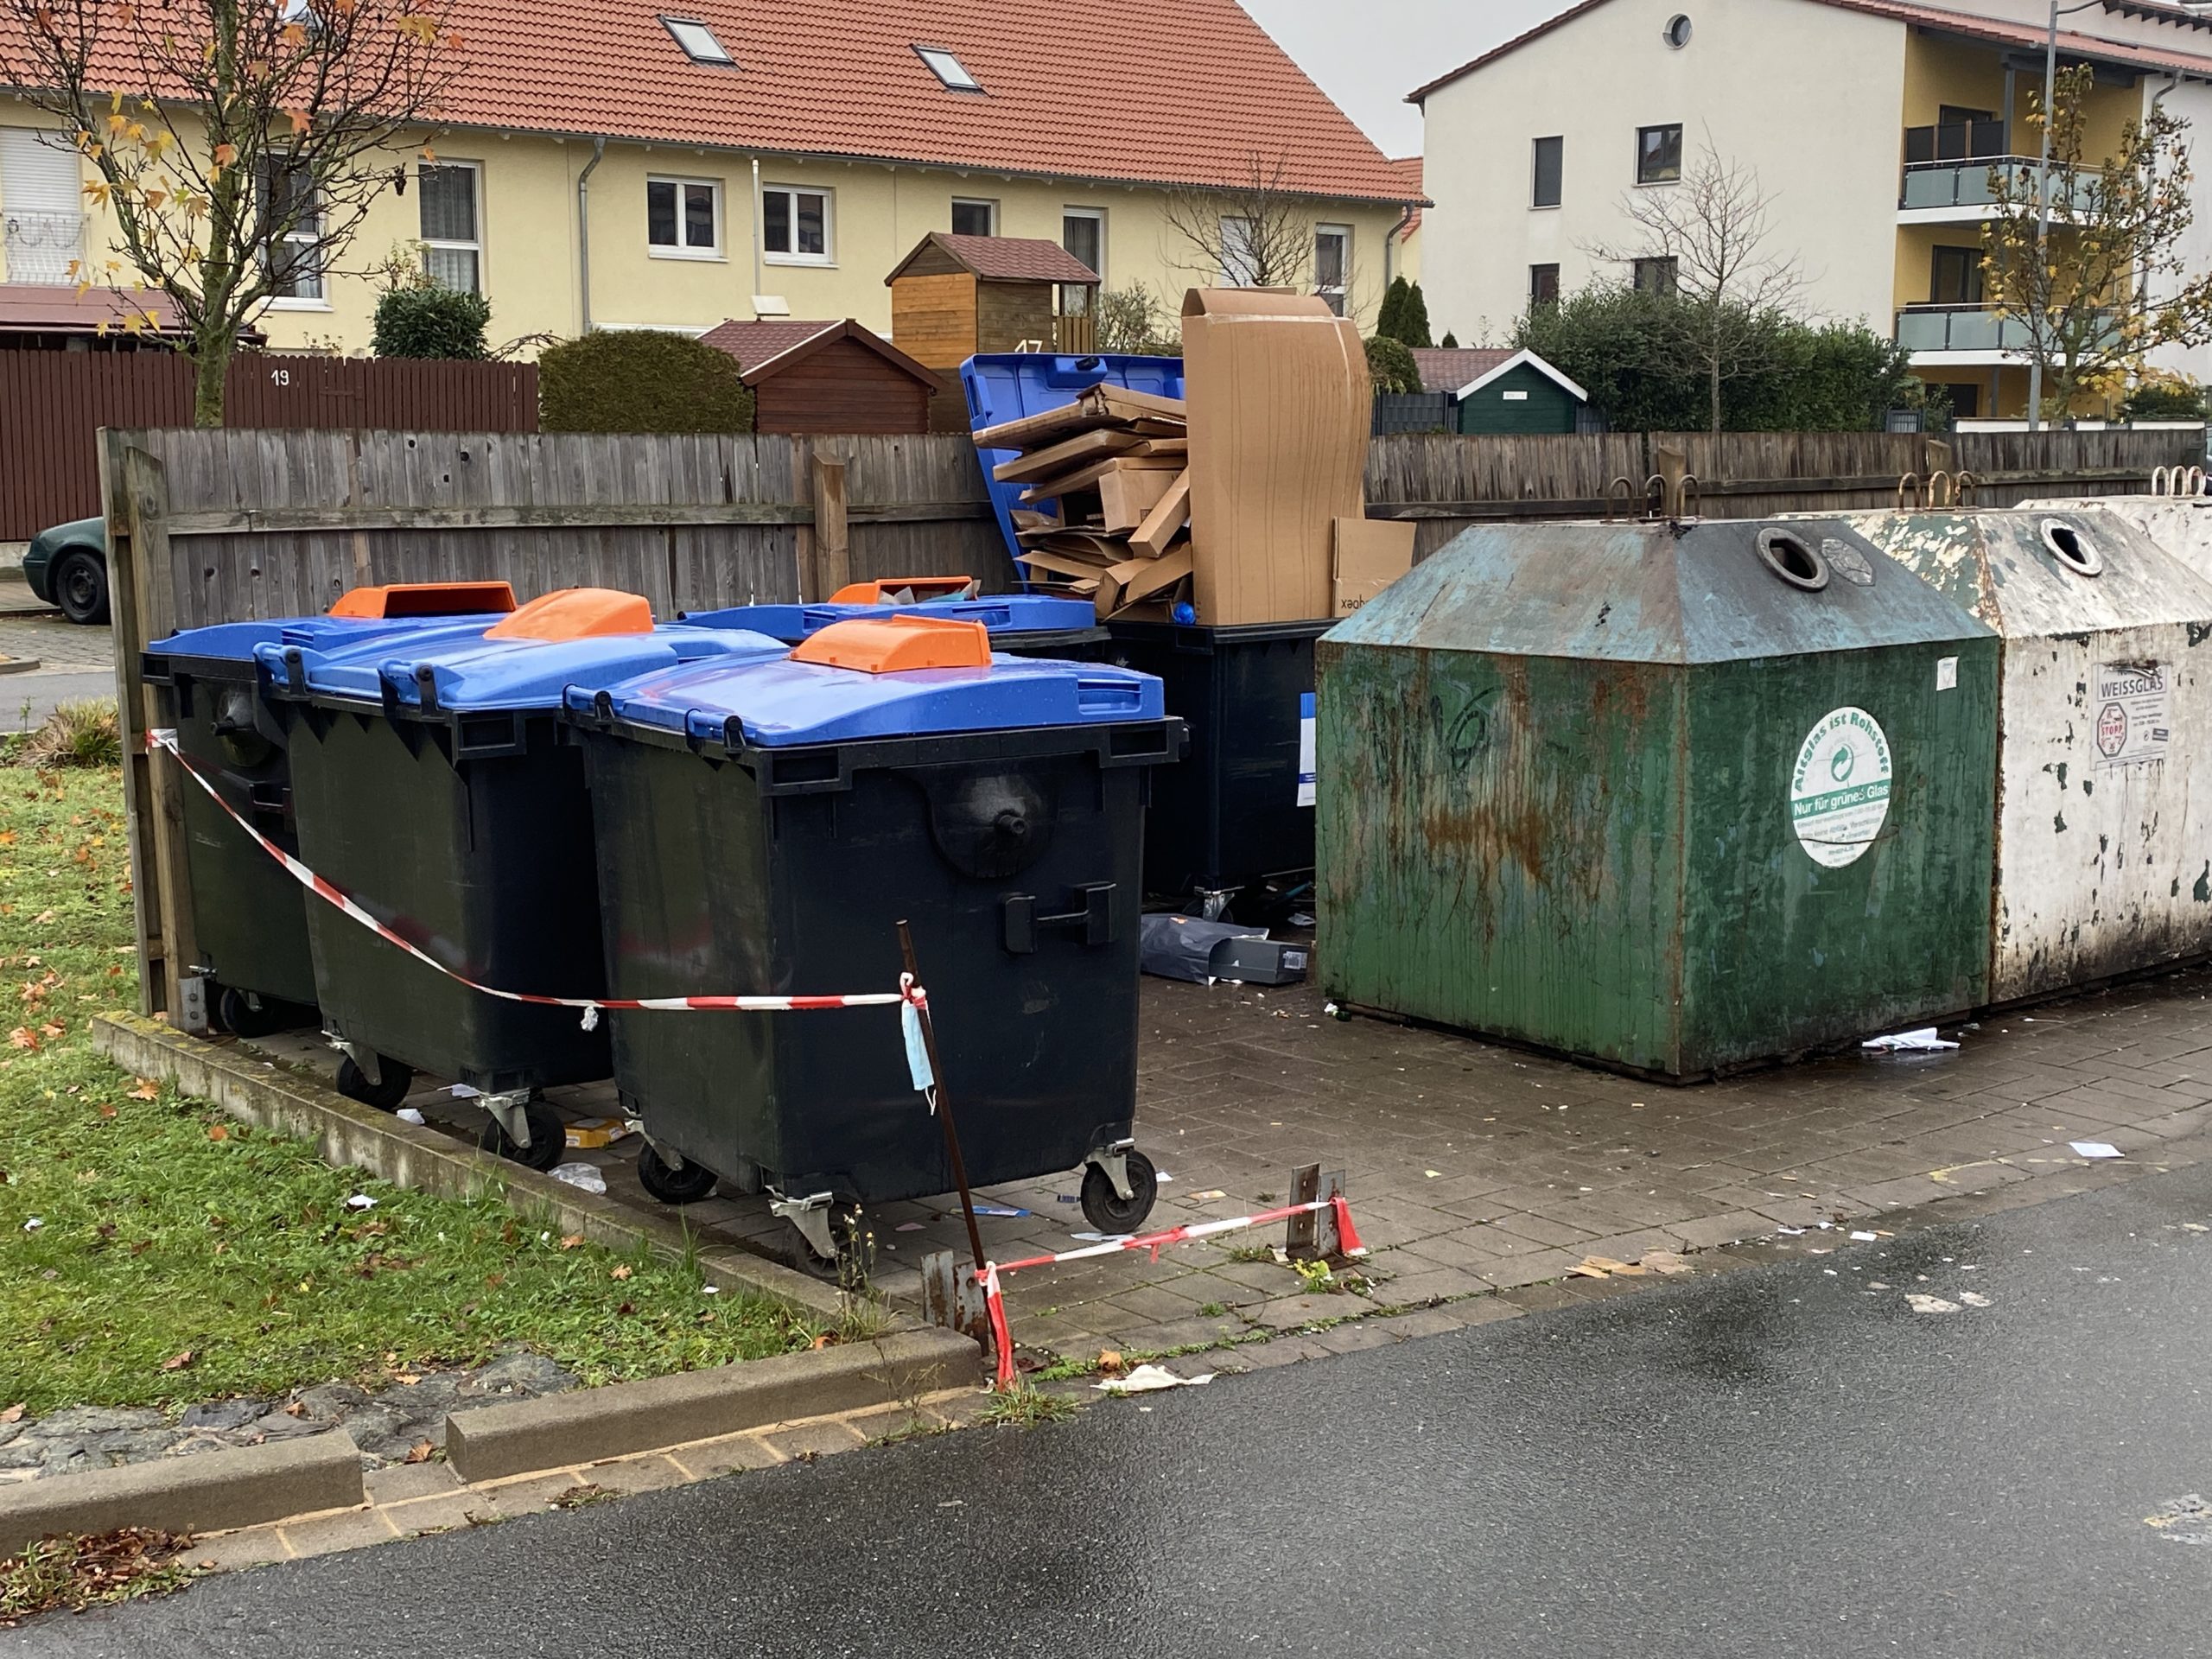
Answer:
[1414,0,2212,419]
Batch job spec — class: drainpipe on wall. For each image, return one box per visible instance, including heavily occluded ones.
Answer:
[576,136,607,334]
[751,157,764,315]
[1383,201,1415,291]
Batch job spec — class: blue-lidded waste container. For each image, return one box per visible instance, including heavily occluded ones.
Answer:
[562,613,1181,1259]
[257,588,785,1165]
[962,353,1184,577]
[685,587,1106,658]
[142,583,520,1038]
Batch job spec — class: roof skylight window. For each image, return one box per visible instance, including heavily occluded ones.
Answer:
[915,45,982,92]
[663,17,734,66]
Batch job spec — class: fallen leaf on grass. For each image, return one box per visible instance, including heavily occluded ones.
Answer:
[95,1103,115,1119]
[403,1440,435,1465]
[809,1332,840,1351]
[206,1124,228,1141]
[1096,1348,1126,1375]
[559,1234,583,1250]
[0,1402,22,1424]
[157,1350,194,1371]
[127,1078,159,1100]
[609,1265,632,1281]
[8,1028,40,1052]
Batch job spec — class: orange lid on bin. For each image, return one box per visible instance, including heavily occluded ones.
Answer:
[482,588,654,642]
[789,615,992,674]
[327,581,518,619]
[827,575,978,605]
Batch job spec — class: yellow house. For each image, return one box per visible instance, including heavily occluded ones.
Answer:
[0,0,1414,355]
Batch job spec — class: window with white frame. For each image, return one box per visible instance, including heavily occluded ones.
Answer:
[1219,215,1260,286]
[647,175,721,257]
[261,157,324,302]
[1314,224,1351,315]
[950,197,995,237]
[417,161,480,292]
[762,183,831,263]
[1061,207,1103,313]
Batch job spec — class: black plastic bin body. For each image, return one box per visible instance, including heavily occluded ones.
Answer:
[1103,618,1332,895]
[257,604,784,1093]
[142,613,512,1014]
[565,631,1178,1205]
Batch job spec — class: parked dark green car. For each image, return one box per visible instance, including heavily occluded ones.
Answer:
[22,516,109,625]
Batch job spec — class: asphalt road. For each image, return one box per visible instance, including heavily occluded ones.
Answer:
[25,1166,2212,1658]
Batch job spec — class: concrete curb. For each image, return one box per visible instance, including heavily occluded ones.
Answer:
[0,1433,361,1556]
[92,1011,847,1323]
[445,1327,982,1482]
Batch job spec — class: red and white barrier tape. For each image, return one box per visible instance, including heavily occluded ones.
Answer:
[980,1192,1368,1389]
[148,728,914,1025]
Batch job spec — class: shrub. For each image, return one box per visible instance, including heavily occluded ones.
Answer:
[1095,283,1178,355]
[1440,331,1459,349]
[2120,371,2209,423]
[372,285,493,359]
[1397,281,1433,349]
[17,701,120,770]
[1376,276,1409,344]
[538,330,755,434]
[1363,335,1422,395]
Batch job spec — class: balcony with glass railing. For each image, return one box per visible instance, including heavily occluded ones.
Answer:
[2,208,87,285]
[1895,303,2118,356]
[1899,120,2088,215]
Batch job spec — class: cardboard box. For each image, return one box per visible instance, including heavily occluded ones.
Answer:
[1332,518,1415,618]
[1097,461,1177,533]
[1180,289,1370,626]
[1094,544,1194,620]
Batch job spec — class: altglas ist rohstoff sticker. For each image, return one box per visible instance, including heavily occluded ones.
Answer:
[1790,706,1892,868]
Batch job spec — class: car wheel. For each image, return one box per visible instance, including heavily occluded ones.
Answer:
[52,550,109,626]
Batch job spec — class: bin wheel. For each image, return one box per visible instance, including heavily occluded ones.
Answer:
[637,1143,719,1205]
[478,1097,568,1172]
[216,987,289,1039]
[336,1053,414,1112]
[1080,1149,1159,1233]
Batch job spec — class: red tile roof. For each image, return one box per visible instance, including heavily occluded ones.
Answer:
[0,284,187,336]
[1412,346,1510,395]
[697,316,942,386]
[430,0,1412,202]
[886,232,1100,285]
[1390,157,1425,236]
[1409,0,2212,103]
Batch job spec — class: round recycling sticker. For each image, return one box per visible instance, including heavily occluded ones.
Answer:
[1789,706,1892,868]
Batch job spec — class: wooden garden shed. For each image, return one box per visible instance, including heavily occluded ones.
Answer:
[887,233,1102,429]
[1451,348,1589,435]
[697,318,943,435]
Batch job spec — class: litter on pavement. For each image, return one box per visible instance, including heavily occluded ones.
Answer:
[1905,1293,1961,1313]
[2071,1141,2124,1160]
[548,1163,608,1195]
[395,1108,426,1125]
[1862,1028,1960,1052]
[1096,1364,1214,1394]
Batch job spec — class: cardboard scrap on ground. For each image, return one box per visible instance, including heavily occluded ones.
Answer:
[1573,1249,1694,1280]
[1862,1027,1960,1052]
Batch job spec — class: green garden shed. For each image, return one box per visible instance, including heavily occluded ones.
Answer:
[1452,348,1587,435]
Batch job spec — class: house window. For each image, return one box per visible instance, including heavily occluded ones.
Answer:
[1637,123,1683,185]
[1632,256,1679,296]
[1533,136,1563,209]
[1313,224,1351,315]
[1219,215,1260,286]
[417,161,480,292]
[762,183,831,264]
[647,176,721,257]
[914,45,982,92]
[1530,263,1560,306]
[1930,245,1984,305]
[950,198,996,238]
[1062,207,1104,314]
[661,17,733,65]
[261,157,324,302]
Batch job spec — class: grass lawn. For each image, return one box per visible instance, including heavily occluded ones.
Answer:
[0,763,818,1416]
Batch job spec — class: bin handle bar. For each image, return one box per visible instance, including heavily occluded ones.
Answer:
[147,728,912,1026]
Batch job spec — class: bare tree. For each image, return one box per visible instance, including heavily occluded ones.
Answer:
[1160,155,1316,293]
[1589,142,1802,436]
[0,0,463,423]
[1983,63,2212,424]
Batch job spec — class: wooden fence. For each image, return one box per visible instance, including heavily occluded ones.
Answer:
[100,420,2202,1015]
[1,352,539,540]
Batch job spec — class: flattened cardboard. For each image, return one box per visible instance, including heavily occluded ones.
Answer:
[1094,543,1194,620]
[1017,450,1183,506]
[1098,462,1177,533]
[992,427,1141,484]
[1332,517,1415,618]
[1180,289,1370,626]
[1129,470,1192,559]
[972,385,1187,449]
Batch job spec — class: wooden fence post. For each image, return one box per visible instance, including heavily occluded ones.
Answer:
[810,449,850,599]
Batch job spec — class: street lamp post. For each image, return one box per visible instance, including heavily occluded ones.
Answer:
[2029,1,2102,432]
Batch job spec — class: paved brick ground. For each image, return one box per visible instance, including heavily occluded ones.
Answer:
[253,954,2212,1369]
[0,599,115,670]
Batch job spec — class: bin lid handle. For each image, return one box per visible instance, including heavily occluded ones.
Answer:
[483,588,655,641]
[327,581,518,619]
[789,615,993,674]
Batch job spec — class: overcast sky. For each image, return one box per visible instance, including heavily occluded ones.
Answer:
[1239,0,1573,156]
